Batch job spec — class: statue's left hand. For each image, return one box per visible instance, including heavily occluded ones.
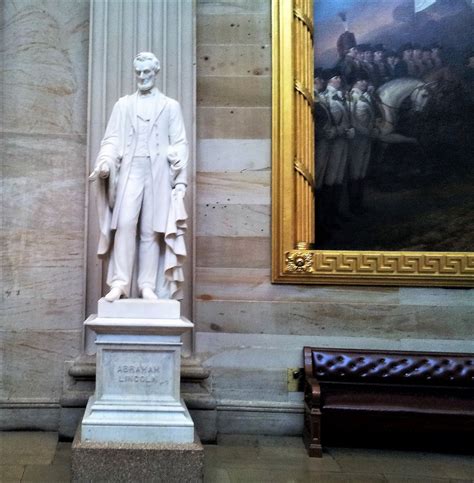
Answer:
[172,184,186,200]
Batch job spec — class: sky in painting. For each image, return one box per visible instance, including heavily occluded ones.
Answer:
[314,0,474,67]
[314,0,399,65]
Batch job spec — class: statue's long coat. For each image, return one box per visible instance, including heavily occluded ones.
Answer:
[95,88,187,254]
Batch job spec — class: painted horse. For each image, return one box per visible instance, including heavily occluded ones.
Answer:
[374,77,433,143]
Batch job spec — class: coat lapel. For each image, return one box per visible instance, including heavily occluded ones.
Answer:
[127,91,139,133]
[151,89,168,125]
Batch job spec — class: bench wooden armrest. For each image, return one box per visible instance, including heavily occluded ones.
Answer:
[304,376,321,409]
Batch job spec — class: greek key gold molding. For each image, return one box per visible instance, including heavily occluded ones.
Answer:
[285,251,474,277]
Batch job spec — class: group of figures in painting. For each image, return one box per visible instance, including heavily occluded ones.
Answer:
[313,1,474,251]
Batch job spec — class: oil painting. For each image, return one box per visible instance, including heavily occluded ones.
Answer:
[313,0,474,252]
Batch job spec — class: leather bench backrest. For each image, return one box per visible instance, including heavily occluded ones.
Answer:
[307,348,474,387]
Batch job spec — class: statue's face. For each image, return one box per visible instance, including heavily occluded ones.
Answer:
[135,59,156,92]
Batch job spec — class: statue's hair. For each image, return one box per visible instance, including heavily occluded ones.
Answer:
[133,52,160,72]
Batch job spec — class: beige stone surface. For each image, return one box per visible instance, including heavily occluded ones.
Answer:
[398,287,474,306]
[197,107,271,138]
[197,204,270,237]
[196,332,474,373]
[2,230,83,268]
[197,139,270,172]
[197,44,270,76]
[0,465,24,482]
[195,300,474,339]
[195,268,401,302]
[1,0,88,413]
[196,171,270,205]
[1,1,89,134]
[0,432,57,465]
[197,0,269,16]
[2,293,84,331]
[210,367,289,401]
[195,237,270,268]
[0,330,82,400]
[22,463,71,483]
[204,467,232,483]
[197,14,270,44]
[198,76,271,107]
[330,447,461,478]
[3,134,85,230]
[383,477,461,483]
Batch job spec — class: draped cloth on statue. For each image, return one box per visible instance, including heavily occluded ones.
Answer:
[163,193,187,300]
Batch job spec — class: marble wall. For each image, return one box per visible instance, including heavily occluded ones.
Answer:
[193,0,474,435]
[1,0,90,428]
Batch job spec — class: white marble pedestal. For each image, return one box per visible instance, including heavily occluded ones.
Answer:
[80,298,195,444]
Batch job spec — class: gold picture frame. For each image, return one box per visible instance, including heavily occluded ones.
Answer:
[271,0,474,287]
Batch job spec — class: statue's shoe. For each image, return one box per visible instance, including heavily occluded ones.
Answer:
[104,287,124,302]
[141,287,158,300]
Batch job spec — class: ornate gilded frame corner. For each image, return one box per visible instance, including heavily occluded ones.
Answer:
[271,0,474,287]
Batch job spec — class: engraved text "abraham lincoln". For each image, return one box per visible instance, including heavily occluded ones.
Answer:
[117,365,160,383]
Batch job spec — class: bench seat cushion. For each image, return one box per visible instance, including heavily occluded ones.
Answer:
[321,383,474,415]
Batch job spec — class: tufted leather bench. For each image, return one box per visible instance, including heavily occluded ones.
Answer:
[303,347,474,457]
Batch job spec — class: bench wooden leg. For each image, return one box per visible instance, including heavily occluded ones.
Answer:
[303,408,322,457]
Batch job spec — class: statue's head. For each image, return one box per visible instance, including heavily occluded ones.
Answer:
[133,52,160,92]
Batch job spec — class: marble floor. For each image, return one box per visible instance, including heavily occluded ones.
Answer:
[1,432,473,482]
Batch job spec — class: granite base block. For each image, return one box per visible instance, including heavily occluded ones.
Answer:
[71,427,204,483]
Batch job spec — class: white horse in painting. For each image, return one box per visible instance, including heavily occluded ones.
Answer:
[375,78,432,143]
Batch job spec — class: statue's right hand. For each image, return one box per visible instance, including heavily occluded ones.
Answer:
[89,162,110,181]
